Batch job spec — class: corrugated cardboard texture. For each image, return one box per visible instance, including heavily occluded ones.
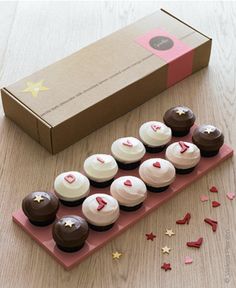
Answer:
[1,9,212,154]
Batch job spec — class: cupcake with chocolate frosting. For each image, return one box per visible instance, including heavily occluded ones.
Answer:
[163,106,195,137]
[165,141,200,174]
[139,158,176,192]
[111,137,145,170]
[192,124,224,157]
[83,154,118,187]
[82,193,119,231]
[22,191,59,226]
[139,121,172,153]
[110,176,147,211]
[52,215,89,252]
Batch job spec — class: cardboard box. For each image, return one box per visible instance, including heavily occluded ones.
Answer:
[1,9,212,154]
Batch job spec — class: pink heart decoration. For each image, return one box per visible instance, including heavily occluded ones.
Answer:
[184,256,193,264]
[153,161,161,168]
[200,195,209,202]
[124,179,132,187]
[226,192,235,200]
[151,124,161,132]
[64,174,76,184]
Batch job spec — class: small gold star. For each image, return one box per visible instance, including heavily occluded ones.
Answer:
[22,80,49,97]
[64,219,75,228]
[176,107,186,116]
[204,126,215,134]
[112,251,122,259]
[33,194,44,203]
[161,246,171,254]
[165,229,175,237]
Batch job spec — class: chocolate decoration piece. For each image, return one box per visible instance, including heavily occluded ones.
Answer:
[192,125,224,157]
[53,215,89,252]
[22,191,59,226]
[163,106,195,136]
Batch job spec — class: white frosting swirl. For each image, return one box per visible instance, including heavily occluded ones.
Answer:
[54,171,90,201]
[111,137,145,163]
[165,142,200,169]
[139,121,172,147]
[110,176,147,207]
[139,158,176,188]
[82,194,119,226]
[83,154,118,182]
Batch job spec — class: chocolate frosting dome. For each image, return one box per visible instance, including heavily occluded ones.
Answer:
[22,191,59,224]
[192,125,224,151]
[163,106,195,131]
[52,215,89,250]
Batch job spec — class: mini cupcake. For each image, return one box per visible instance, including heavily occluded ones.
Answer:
[22,191,59,226]
[111,137,145,170]
[82,193,119,231]
[54,171,90,206]
[83,154,118,188]
[110,176,147,211]
[139,158,176,192]
[192,124,224,157]
[139,121,172,153]
[165,141,200,174]
[52,215,89,252]
[163,106,195,137]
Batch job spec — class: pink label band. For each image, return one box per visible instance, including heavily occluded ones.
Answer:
[135,28,194,87]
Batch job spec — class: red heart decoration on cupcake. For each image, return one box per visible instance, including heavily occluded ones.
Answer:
[179,141,190,153]
[124,179,132,187]
[64,174,76,184]
[153,161,161,168]
[122,139,133,147]
[151,124,161,132]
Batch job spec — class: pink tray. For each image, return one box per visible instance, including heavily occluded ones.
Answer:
[12,126,233,270]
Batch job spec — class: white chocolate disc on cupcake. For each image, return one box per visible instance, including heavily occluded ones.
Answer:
[165,141,200,169]
[110,176,147,207]
[139,121,172,147]
[82,194,119,226]
[139,158,176,188]
[54,171,90,202]
[111,137,145,164]
[83,154,118,182]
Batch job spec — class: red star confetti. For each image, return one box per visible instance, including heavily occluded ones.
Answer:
[204,218,218,232]
[184,256,193,264]
[176,212,191,225]
[212,201,221,208]
[187,237,203,248]
[209,186,218,193]
[226,192,235,200]
[145,232,156,241]
[200,194,209,202]
[161,263,171,271]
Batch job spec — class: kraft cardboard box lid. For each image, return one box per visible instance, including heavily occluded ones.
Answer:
[3,9,210,129]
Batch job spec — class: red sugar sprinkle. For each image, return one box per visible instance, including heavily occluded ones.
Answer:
[176,212,191,225]
[161,263,171,271]
[145,232,156,241]
[204,218,218,232]
[212,201,221,208]
[153,161,161,168]
[209,186,218,193]
[186,237,203,248]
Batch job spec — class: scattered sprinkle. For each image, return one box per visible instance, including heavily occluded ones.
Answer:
[161,262,172,271]
[161,246,171,254]
[184,256,193,264]
[200,194,209,202]
[145,232,156,241]
[165,229,175,237]
[112,251,122,259]
[210,186,218,193]
[186,237,203,248]
[226,192,235,200]
[204,218,218,232]
[176,212,191,225]
[212,201,221,208]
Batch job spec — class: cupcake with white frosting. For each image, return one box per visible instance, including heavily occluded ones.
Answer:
[54,171,90,206]
[83,154,118,188]
[82,193,119,231]
[165,141,200,174]
[110,176,147,211]
[139,158,176,192]
[111,137,146,170]
[139,121,172,153]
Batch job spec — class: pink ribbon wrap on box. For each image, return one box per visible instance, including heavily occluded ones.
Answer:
[135,28,194,87]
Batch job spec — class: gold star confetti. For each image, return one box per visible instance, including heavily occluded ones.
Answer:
[64,219,75,228]
[204,126,215,134]
[112,251,122,259]
[175,107,186,116]
[161,246,171,254]
[22,80,49,97]
[33,194,44,203]
[165,229,175,237]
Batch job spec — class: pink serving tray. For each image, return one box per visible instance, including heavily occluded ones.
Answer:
[12,126,233,270]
